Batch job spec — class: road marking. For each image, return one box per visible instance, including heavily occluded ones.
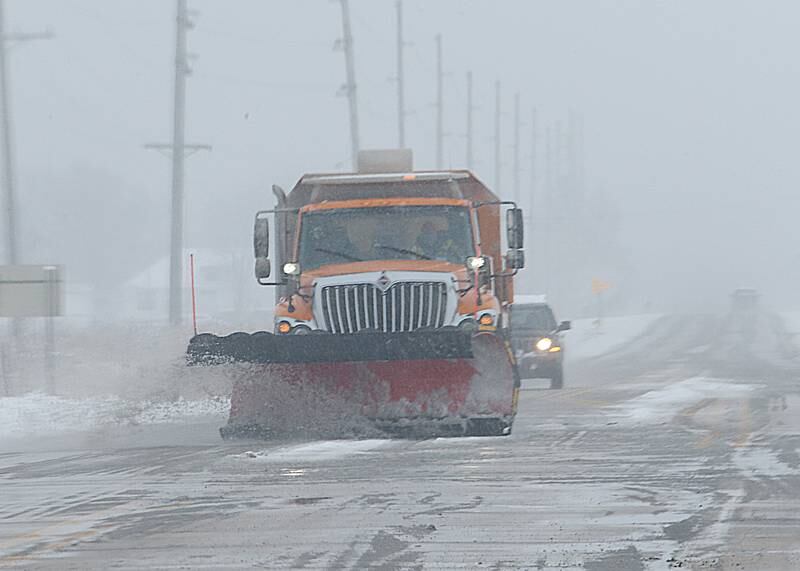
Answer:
[695,430,719,449]
[735,399,752,448]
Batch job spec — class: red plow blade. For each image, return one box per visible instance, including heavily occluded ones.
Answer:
[188,330,518,438]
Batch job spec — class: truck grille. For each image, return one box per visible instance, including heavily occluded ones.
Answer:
[320,282,448,334]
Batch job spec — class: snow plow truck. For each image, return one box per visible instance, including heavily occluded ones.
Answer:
[188,150,526,438]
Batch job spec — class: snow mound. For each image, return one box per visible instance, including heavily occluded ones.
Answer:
[611,377,758,425]
[0,392,229,438]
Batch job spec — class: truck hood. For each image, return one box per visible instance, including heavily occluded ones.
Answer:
[303,259,466,279]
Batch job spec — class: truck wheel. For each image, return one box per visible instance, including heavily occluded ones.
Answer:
[550,367,564,390]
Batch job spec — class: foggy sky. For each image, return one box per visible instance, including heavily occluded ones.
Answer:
[4,0,800,315]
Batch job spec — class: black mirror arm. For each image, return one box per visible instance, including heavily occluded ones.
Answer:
[257,279,288,286]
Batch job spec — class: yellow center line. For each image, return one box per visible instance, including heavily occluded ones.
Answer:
[734,398,752,448]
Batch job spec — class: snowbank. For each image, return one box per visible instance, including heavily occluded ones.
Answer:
[0,392,229,439]
[567,314,662,361]
[611,376,758,425]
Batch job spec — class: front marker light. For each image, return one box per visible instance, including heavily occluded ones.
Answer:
[466,256,486,271]
[277,321,292,334]
[283,262,300,276]
[478,313,494,327]
[535,337,553,351]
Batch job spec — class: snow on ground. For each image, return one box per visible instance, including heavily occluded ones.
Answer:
[241,439,391,462]
[0,392,229,438]
[567,314,662,361]
[611,376,759,425]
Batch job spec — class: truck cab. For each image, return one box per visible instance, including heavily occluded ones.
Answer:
[257,152,524,339]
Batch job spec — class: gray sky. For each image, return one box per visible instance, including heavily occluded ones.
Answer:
[5,0,800,313]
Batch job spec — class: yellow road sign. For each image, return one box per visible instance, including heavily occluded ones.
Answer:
[591,278,611,294]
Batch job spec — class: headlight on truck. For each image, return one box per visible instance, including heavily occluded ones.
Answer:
[458,318,477,332]
[535,337,553,351]
[282,262,300,276]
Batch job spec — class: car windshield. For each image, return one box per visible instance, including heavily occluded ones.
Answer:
[511,305,557,332]
[297,205,474,271]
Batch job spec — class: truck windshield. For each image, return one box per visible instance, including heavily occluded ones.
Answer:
[298,205,475,271]
[511,305,557,332]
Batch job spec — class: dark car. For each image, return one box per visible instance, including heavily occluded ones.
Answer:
[510,296,571,389]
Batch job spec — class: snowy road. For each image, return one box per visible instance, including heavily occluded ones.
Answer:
[1,312,800,569]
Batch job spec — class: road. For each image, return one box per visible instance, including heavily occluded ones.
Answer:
[1,311,799,569]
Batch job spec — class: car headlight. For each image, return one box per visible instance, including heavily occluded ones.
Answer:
[535,337,553,351]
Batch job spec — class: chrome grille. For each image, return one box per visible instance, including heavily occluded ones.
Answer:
[321,282,448,333]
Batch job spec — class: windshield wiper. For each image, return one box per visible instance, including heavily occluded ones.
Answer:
[375,244,433,260]
[313,247,363,262]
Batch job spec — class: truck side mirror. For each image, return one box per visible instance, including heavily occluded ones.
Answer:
[506,208,524,250]
[556,320,571,332]
[255,257,271,282]
[254,215,269,259]
[506,249,525,270]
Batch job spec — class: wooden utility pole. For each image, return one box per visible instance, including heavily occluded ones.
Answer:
[530,107,538,209]
[494,80,501,191]
[145,0,209,325]
[395,0,405,148]
[0,0,52,266]
[435,34,443,168]
[339,0,360,169]
[466,71,473,169]
[513,91,520,204]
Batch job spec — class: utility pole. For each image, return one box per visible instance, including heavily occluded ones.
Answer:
[339,0,359,169]
[543,125,552,294]
[513,91,520,205]
[0,0,52,266]
[466,71,473,169]
[530,107,537,209]
[527,106,538,290]
[395,0,405,148]
[494,80,501,192]
[435,34,443,169]
[146,0,209,326]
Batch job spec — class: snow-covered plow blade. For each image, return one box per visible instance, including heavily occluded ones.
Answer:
[187,330,518,438]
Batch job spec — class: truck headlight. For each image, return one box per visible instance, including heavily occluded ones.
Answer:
[458,318,477,332]
[535,337,553,351]
[466,256,486,271]
[282,262,300,276]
